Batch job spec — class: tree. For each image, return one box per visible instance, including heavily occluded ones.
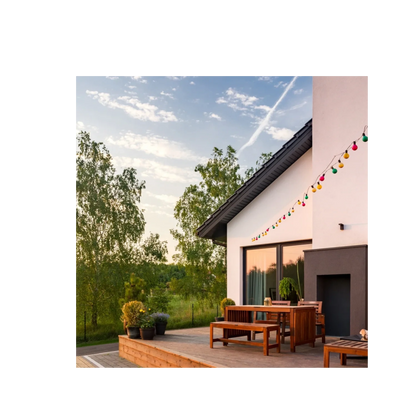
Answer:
[119,272,147,306]
[128,232,169,293]
[76,131,146,327]
[170,146,272,305]
[243,152,273,181]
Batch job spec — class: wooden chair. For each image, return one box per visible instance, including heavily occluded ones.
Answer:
[297,300,325,343]
[264,300,291,323]
[253,300,291,341]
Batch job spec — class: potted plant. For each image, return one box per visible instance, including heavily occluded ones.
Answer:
[217,298,235,321]
[121,300,144,339]
[138,308,156,340]
[279,277,301,302]
[151,312,170,335]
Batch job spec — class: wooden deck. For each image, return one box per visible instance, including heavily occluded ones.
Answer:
[118,326,368,368]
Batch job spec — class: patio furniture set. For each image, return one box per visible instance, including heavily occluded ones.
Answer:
[210,300,367,367]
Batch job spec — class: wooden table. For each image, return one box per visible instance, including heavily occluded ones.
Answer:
[225,305,316,352]
[323,340,368,367]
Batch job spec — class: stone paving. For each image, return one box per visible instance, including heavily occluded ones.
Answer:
[76,351,139,368]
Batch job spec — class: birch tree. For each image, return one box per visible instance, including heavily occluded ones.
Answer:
[76,131,146,327]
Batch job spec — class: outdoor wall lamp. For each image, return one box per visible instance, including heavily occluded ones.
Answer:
[338,223,344,230]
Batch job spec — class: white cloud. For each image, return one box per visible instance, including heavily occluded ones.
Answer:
[228,103,247,111]
[131,76,147,83]
[147,192,179,205]
[209,113,222,121]
[107,132,206,162]
[86,90,99,97]
[258,76,273,82]
[167,76,186,80]
[148,96,157,101]
[76,121,97,134]
[160,91,174,99]
[225,88,259,106]
[266,127,295,140]
[106,76,119,80]
[140,202,174,218]
[190,81,195,85]
[157,110,177,122]
[140,203,157,209]
[76,121,85,133]
[254,105,272,113]
[216,88,259,112]
[86,90,177,122]
[152,209,174,218]
[113,156,199,183]
[294,89,303,95]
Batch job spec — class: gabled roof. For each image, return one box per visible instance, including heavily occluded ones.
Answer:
[196,119,313,243]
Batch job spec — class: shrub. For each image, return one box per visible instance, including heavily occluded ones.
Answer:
[220,298,235,316]
[120,300,144,327]
[147,286,171,313]
[151,312,170,323]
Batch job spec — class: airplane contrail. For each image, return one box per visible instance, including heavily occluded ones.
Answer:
[237,76,298,156]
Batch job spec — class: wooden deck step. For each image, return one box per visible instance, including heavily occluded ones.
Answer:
[119,335,226,368]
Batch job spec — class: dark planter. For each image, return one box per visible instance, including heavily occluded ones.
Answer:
[215,317,224,321]
[140,327,155,340]
[155,322,167,335]
[127,326,140,339]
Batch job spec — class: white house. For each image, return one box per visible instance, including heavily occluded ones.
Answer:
[197,76,368,337]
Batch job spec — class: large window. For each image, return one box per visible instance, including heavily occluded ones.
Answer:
[244,241,311,305]
[281,243,311,302]
[245,246,276,305]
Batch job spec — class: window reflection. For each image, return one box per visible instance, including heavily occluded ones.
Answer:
[282,243,311,301]
[246,247,276,305]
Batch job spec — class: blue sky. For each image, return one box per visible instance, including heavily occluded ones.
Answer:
[76,76,313,262]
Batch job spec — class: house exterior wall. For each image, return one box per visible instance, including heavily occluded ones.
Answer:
[312,76,368,249]
[304,76,368,334]
[225,76,368,328]
[227,149,313,304]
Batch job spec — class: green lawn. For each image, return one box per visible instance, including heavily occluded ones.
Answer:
[77,296,220,346]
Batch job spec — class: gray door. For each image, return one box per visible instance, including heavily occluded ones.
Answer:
[317,274,350,336]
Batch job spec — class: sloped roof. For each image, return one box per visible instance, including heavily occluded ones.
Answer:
[196,119,313,243]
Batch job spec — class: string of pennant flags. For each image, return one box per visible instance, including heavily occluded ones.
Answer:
[251,125,368,242]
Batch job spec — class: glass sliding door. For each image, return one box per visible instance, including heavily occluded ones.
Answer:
[281,242,312,301]
[245,247,276,305]
[244,240,312,305]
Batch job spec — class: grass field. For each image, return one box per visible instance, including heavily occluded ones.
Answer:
[76,296,220,346]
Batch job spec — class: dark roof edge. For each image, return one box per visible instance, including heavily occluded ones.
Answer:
[197,119,312,238]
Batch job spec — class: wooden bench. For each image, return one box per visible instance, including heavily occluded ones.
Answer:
[323,340,368,367]
[210,321,280,356]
